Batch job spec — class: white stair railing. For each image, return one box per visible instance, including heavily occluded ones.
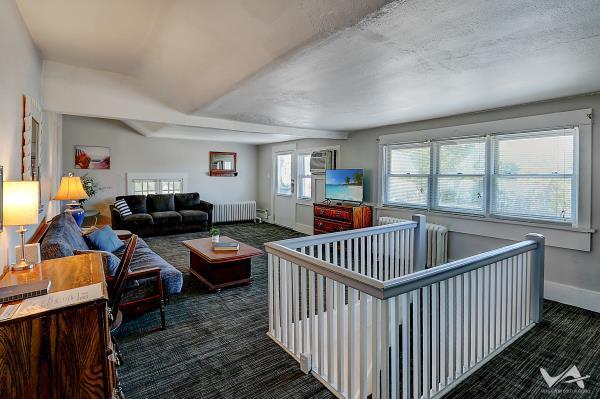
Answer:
[266,216,545,399]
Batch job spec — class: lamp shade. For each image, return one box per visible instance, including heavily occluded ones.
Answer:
[54,175,89,201]
[3,181,39,226]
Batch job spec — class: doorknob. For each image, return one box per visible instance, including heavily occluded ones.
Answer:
[291,179,295,193]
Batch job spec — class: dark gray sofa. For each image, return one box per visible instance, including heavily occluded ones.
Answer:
[111,192,213,237]
[40,213,183,298]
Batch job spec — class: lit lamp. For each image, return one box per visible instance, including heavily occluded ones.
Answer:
[3,181,40,271]
[54,173,89,226]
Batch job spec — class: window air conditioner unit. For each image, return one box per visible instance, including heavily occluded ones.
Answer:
[310,150,336,174]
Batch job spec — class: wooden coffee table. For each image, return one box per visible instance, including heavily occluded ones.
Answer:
[182,236,263,292]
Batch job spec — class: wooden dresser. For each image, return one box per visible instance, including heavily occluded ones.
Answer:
[313,203,372,234]
[0,254,118,399]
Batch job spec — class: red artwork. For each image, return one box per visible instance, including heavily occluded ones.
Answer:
[74,146,110,170]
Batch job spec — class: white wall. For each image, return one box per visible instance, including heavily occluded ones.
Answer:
[62,115,258,219]
[257,138,345,231]
[258,94,600,312]
[0,1,61,274]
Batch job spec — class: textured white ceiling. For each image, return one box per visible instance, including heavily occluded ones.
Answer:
[200,0,600,130]
[16,0,600,141]
[18,0,387,113]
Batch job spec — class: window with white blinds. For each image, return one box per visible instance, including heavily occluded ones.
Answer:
[491,129,574,222]
[382,128,577,224]
[297,154,312,200]
[434,138,486,213]
[384,144,430,207]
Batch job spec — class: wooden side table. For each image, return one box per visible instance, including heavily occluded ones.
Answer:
[83,209,100,227]
[0,254,117,398]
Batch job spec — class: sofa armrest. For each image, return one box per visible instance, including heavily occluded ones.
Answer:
[197,200,213,226]
[196,200,213,213]
[128,267,164,299]
[110,205,123,229]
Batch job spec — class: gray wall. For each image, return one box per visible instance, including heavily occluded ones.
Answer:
[62,115,258,219]
[346,94,600,297]
[257,93,600,309]
[0,2,62,271]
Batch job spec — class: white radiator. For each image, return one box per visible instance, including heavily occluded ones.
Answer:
[212,201,257,223]
[378,216,448,267]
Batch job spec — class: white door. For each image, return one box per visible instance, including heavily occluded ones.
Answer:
[273,151,296,228]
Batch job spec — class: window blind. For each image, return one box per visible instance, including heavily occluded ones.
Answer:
[381,127,577,224]
[491,129,575,222]
[385,144,430,207]
[434,138,486,213]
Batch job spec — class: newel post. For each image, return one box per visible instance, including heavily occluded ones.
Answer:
[412,214,427,271]
[526,233,545,323]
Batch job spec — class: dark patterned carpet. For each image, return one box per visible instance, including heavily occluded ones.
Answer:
[116,223,599,399]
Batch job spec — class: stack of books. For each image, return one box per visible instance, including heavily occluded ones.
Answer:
[213,242,240,252]
[0,280,51,304]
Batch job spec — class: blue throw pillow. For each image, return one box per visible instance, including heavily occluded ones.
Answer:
[86,226,125,253]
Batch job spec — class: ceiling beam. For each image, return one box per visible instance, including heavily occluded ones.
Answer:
[43,61,348,140]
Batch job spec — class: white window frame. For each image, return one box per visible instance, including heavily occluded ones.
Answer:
[297,153,312,201]
[127,173,188,195]
[377,109,593,252]
[383,142,431,208]
[431,137,487,215]
[132,179,158,195]
[159,179,184,194]
[382,131,577,224]
[489,129,577,223]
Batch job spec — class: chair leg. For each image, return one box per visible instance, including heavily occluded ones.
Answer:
[112,334,124,366]
[160,300,166,330]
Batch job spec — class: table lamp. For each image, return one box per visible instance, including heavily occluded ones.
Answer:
[54,173,89,226]
[3,181,39,271]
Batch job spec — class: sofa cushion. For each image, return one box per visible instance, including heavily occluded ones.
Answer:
[174,193,200,210]
[113,237,183,296]
[178,210,208,223]
[41,213,90,260]
[86,226,124,253]
[147,194,175,213]
[151,211,182,225]
[116,195,147,214]
[123,213,154,227]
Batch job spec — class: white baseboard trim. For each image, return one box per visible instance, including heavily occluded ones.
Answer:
[545,281,600,313]
[294,223,313,235]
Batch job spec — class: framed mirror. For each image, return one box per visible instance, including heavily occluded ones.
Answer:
[209,152,237,176]
[22,95,43,213]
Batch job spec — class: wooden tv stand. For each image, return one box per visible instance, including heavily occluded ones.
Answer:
[313,203,372,234]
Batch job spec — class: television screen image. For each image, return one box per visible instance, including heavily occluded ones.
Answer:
[325,169,364,202]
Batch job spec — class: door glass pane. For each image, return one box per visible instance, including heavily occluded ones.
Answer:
[277,153,292,195]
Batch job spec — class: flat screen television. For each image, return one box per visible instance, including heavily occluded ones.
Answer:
[325,169,364,202]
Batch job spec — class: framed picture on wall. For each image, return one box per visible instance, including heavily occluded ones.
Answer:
[74,146,111,170]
